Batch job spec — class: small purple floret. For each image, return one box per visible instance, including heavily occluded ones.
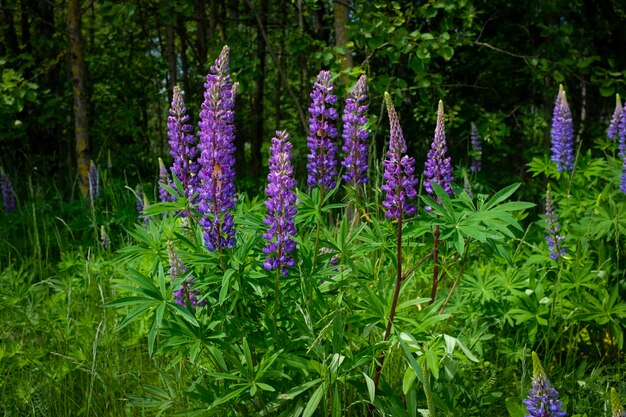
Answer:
[307,70,339,189]
[89,160,100,199]
[168,240,205,307]
[341,74,369,185]
[618,103,626,193]
[0,168,16,213]
[470,122,482,173]
[381,92,418,219]
[263,131,298,275]
[608,94,622,141]
[158,157,172,203]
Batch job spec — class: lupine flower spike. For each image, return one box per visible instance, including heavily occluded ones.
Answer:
[470,122,482,173]
[158,157,172,203]
[544,184,566,260]
[382,92,418,219]
[307,70,339,189]
[618,103,626,193]
[611,387,626,417]
[88,160,100,198]
[341,74,369,186]
[424,100,454,199]
[523,352,567,417]
[197,45,237,251]
[167,240,205,307]
[0,167,16,213]
[608,94,622,141]
[551,85,575,173]
[263,130,298,275]
[100,225,110,249]
[168,85,199,205]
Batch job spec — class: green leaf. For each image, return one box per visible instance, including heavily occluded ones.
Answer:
[363,372,375,402]
[302,383,325,417]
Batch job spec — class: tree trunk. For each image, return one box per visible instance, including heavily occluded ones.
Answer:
[334,0,352,80]
[166,1,177,91]
[67,0,91,198]
[251,0,268,178]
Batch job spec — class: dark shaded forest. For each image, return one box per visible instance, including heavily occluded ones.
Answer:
[2,0,625,198]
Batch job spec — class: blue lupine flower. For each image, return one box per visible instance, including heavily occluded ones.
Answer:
[424,100,454,198]
[263,130,298,275]
[158,157,172,203]
[523,352,567,417]
[0,167,16,213]
[341,74,369,185]
[88,160,100,199]
[470,122,482,173]
[551,85,575,173]
[608,94,622,141]
[167,240,205,307]
[382,92,418,219]
[307,70,339,189]
[618,103,626,193]
[544,185,566,260]
[168,86,199,204]
[197,45,237,251]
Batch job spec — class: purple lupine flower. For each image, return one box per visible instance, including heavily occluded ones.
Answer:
[0,168,16,213]
[88,160,100,198]
[523,352,567,417]
[197,45,237,251]
[551,85,575,173]
[611,387,626,417]
[382,92,418,219]
[307,70,339,189]
[619,105,626,193]
[158,157,172,203]
[167,240,205,307]
[168,86,199,204]
[135,185,144,215]
[424,100,454,198]
[608,94,622,141]
[341,74,369,185]
[320,247,339,267]
[470,122,482,173]
[545,185,566,260]
[100,225,110,249]
[263,130,298,275]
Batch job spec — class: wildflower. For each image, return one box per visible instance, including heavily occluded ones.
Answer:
[551,85,575,172]
[523,352,567,417]
[470,122,482,173]
[88,160,100,199]
[341,74,369,185]
[167,240,205,307]
[382,92,418,219]
[611,387,626,417]
[320,247,339,267]
[168,86,199,203]
[263,131,298,275]
[307,70,339,189]
[608,94,622,141]
[158,158,172,203]
[100,225,110,249]
[618,106,626,193]
[544,185,566,260]
[197,45,237,251]
[0,167,16,213]
[424,100,454,199]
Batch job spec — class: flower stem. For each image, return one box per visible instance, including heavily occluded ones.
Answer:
[429,225,441,304]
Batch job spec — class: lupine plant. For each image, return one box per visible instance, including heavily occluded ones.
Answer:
[618,101,626,193]
[470,122,482,173]
[611,388,626,417]
[88,159,100,199]
[109,47,625,417]
[158,157,171,203]
[550,85,575,173]
[0,167,16,212]
[608,94,622,141]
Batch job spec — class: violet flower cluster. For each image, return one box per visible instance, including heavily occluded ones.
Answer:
[89,160,100,199]
[168,86,199,203]
[470,122,482,173]
[158,157,172,203]
[0,168,16,213]
[100,225,110,249]
[381,92,418,219]
[551,86,575,173]
[424,100,454,198]
[618,102,626,193]
[263,131,298,275]
[341,74,369,185]
[307,70,339,189]
[608,94,622,141]
[545,185,566,260]
[523,352,567,417]
[197,46,237,251]
[167,240,205,307]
